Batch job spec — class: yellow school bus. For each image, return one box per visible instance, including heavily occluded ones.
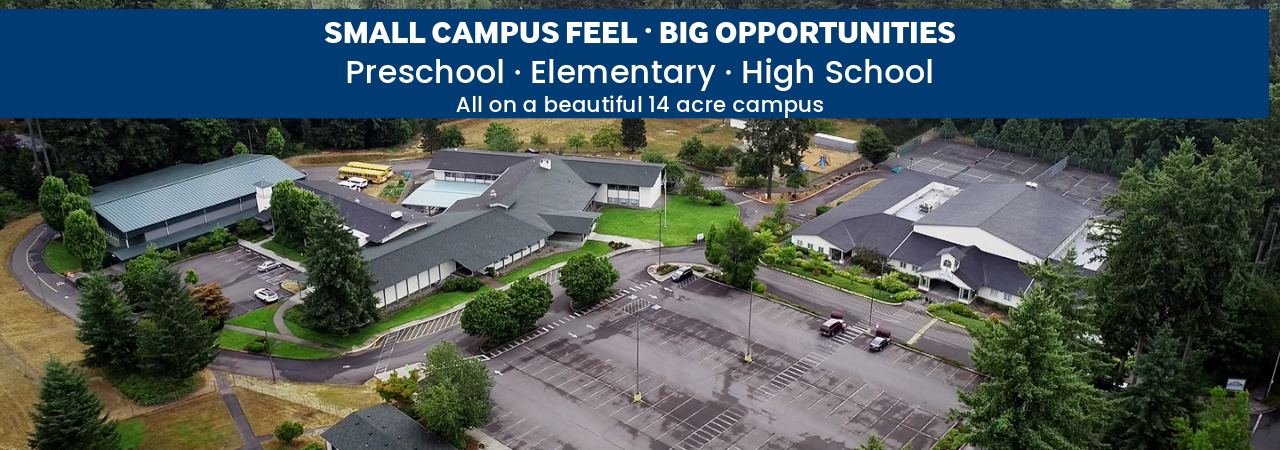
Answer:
[338,165,390,183]
[346,161,392,174]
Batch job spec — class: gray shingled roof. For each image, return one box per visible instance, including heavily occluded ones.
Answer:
[540,211,600,235]
[428,148,532,174]
[430,149,664,188]
[297,180,427,244]
[915,242,1033,295]
[447,154,599,233]
[915,183,1093,259]
[792,170,960,253]
[90,155,304,233]
[322,403,452,450]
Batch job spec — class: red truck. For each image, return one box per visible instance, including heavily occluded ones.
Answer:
[819,312,846,337]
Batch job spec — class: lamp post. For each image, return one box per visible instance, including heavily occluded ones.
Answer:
[744,288,754,363]
[262,324,277,383]
[1267,349,1280,399]
[633,307,643,403]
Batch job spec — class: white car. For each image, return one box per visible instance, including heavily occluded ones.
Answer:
[346,177,369,189]
[256,260,282,272]
[337,180,360,190]
[254,288,279,303]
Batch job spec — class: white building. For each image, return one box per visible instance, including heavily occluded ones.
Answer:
[791,170,1101,307]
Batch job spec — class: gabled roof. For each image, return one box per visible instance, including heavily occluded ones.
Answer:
[428,148,531,174]
[297,180,427,244]
[915,183,1093,259]
[429,148,665,188]
[900,234,1032,295]
[792,170,958,253]
[539,211,600,235]
[322,403,452,450]
[90,154,304,233]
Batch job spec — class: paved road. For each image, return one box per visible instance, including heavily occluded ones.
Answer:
[297,158,433,182]
[10,224,83,322]
[786,171,887,222]
[1255,410,1280,450]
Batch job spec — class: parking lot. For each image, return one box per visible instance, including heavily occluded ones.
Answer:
[483,276,977,450]
[172,246,301,317]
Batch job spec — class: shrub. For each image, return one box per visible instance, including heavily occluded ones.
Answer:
[703,190,727,206]
[274,420,304,444]
[302,444,324,450]
[890,271,916,284]
[845,265,865,278]
[691,266,707,273]
[815,205,832,216]
[752,280,766,294]
[235,218,260,236]
[656,264,677,275]
[871,276,911,294]
[608,241,630,250]
[107,372,201,406]
[946,303,981,319]
[735,176,765,188]
[441,277,482,292]
[893,290,922,302]
[244,336,268,353]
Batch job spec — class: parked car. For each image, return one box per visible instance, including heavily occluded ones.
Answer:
[347,177,370,189]
[256,260,282,272]
[670,266,693,282]
[254,288,279,303]
[868,328,892,352]
[820,312,846,337]
[337,180,360,190]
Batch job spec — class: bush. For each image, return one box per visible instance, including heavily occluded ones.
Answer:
[752,280,766,294]
[890,271,916,284]
[274,420,304,444]
[185,227,237,254]
[845,265,865,278]
[815,205,832,216]
[735,176,765,188]
[441,277,483,292]
[608,241,630,250]
[302,444,324,450]
[703,190,727,206]
[244,336,268,353]
[893,290,922,302]
[871,275,911,294]
[656,264,677,275]
[930,302,981,320]
[107,372,201,406]
[235,218,260,236]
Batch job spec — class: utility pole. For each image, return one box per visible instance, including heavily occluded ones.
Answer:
[263,325,277,383]
[744,288,754,363]
[1267,349,1279,399]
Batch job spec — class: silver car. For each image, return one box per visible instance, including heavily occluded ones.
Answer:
[256,260,282,272]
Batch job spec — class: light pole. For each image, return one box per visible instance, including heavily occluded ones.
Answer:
[1267,349,1280,399]
[744,289,754,363]
[262,324,277,383]
[633,308,643,403]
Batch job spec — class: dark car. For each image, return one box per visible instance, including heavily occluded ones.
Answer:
[670,266,693,282]
[868,327,892,352]
[820,312,847,337]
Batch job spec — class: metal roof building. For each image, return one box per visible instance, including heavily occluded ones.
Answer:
[89,154,304,260]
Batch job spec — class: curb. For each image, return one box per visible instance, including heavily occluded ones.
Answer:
[762,265,904,306]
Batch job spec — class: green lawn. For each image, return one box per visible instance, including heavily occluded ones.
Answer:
[225,304,280,334]
[768,262,900,304]
[42,239,81,274]
[262,238,305,263]
[498,240,612,284]
[284,288,486,349]
[595,195,738,247]
[117,418,146,450]
[928,304,993,335]
[217,329,339,360]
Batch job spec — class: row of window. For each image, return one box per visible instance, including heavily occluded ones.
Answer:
[442,171,499,183]
[606,184,641,207]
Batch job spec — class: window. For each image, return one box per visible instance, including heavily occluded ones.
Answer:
[606,184,640,206]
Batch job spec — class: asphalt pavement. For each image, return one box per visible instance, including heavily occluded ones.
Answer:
[10,224,83,322]
[173,247,302,318]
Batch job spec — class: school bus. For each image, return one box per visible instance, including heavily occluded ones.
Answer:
[338,165,391,183]
[346,161,393,174]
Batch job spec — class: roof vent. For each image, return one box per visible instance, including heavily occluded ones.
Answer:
[489,190,497,199]
[539,158,552,170]
[390,211,403,220]
[1025,182,1038,189]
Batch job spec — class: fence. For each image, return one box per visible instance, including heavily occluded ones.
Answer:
[895,128,940,155]
[1031,157,1070,184]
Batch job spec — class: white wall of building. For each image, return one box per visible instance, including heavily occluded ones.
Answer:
[790,234,844,261]
[913,224,1042,264]
[374,259,458,309]
[978,286,1023,308]
[593,175,662,209]
[638,175,662,208]
[487,239,547,271]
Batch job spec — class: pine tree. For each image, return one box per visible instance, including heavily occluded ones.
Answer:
[265,127,286,156]
[63,209,107,271]
[857,125,894,166]
[76,275,137,370]
[1141,137,1164,167]
[1088,128,1113,173]
[135,267,217,380]
[419,119,444,152]
[996,118,1020,152]
[1111,138,1135,176]
[621,118,647,152]
[973,119,997,145]
[957,287,1107,450]
[938,119,959,139]
[1065,127,1088,166]
[28,360,119,450]
[1041,122,1066,160]
[300,201,379,335]
[38,176,70,232]
[1109,327,1197,449]
[66,172,92,197]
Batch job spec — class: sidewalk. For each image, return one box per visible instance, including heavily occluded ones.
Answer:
[587,232,659,249]
[238,239,305,273]
[222,324,343,352]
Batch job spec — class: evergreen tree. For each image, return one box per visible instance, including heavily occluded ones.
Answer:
[1088,128,1113,173]
[66,171,92,197]
[1173,387,1252,450]
[857,125,894,166]
[1141,137,1164,167]
[135,267,217,380]
[621,118,647,152]
[957,287,1107,450]
[76,274,137,370]
[300,201,379,335]
[265,127,287,156]
[996,118,1020,152]
[973,118,997,144]
[1065,127,1089,166]
[938,119,959,139]
[738,119,815,199]
[28,360,119,450]
[63,210,107,271]
[440,125,465,148]
[1111,138,1135,176]
[1022,251,1106,381]
[1042,122,1066,160]
[705,220,767,290]
[857,435,887,450]
[1109,327,1198,449]
[38,176,69,232]
[677,136,705,164]
[419,119,444,152]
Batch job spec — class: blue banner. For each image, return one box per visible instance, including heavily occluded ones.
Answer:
[0,9,1267,118]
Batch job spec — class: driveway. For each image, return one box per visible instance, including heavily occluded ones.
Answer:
[11,224,83,322]
[172,246,303,318]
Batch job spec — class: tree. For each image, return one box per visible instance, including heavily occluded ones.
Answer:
[1108,327,1198,450]
[1173,387,1251,450]
[938,119,959,139]
[190,283,232,323]
[135,267,218,380]
[66,172,92,197]
[681,173,706,198]
[621,118,647,152]
[738,119,815,199]
[857,435,887,450]
[38,176,69,232]
[60,193,93,220]
[184,269,199,285]
[677,136,704,164]
[274,421,303,444]
[784,168,807,188]
[120,247,169,313]
[858,125,894,165]
[483,122,519,152]
[270,180,322,250]
[231,141,249,155]
[76,275,137,370]
[440,125,466,149]
[561,253,619,310]
[374,369,420,409]
[508,277,553,333]
[28,360,119,450]
[957,286,1107,450]
[415,342,493,448]
[974,118,997,143]
[704,221,767,289]
[564,132,587,150]
[460,290,521,344]
[301,201,379,335]
[265,127,287,156]
[181,119,235,162]
[591,126,622,150]
[529,132,549,147]
[1093,140,1267,373]
[63,210,107,271]
[418,119,444,152]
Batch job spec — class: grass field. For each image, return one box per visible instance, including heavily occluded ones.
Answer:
[42,238,81,274]
[233,387,343,435]
[217,329,339,360]
[928,304,993,335]
[227,374,380,418]
[498,240,611,284]
[226,304,280,333]
[262,238,305,264]
[446,119,741,158]
[285,288,486,349]
[117,393,242,450]
[595,195,738,247]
